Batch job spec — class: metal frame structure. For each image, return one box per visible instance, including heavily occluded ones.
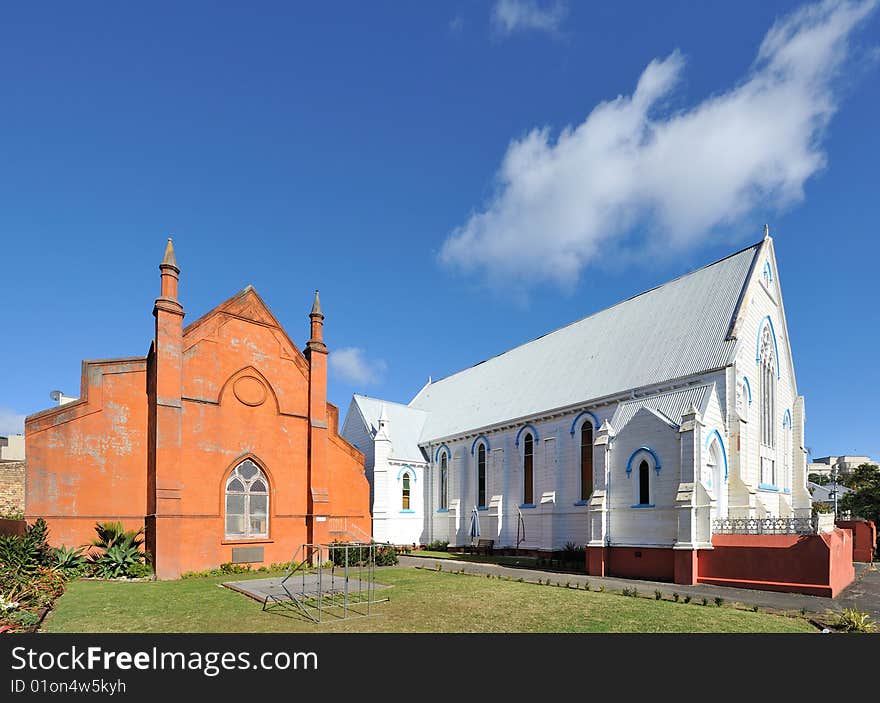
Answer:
[262,542,390,623]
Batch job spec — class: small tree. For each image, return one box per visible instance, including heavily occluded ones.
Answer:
[808,473,830,486]
[839,464,880,555]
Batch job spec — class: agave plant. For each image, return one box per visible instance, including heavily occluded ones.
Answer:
[88,522,145,579]
[90,522,144,552]
[52,545,87,576]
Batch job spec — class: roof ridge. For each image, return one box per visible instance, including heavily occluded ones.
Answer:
[355,394,427,412]
[417,240,763,392]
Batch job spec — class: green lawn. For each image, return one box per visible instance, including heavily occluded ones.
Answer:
[41,567,816,633]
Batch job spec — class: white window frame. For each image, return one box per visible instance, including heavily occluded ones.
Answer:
[224,459,269,540]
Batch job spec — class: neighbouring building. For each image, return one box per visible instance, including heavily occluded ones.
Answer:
[0,435,26,516]
[25,239,371,578]
[808,455,875,479]
[343,228,855,595]
[0,434,25,462]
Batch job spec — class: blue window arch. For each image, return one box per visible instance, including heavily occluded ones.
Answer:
[470,435,491,456]
[704,429,729,481]
[569,410,600,437]
[514,424,540,448]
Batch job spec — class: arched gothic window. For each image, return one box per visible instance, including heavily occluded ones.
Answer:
[638,460,650,506]
[760,325,777,485]
[523,433,534,505]
[477,443,487,509]
[580,422,594,501]
[402,472,411,510]
[225,459,269,539]
[439,451,448,510]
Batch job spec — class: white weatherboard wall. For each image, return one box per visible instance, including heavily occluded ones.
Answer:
[342,235,811,553]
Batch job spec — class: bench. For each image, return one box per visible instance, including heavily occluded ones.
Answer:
[475,539,494,555]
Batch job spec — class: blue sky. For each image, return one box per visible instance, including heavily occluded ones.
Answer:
[1,1,878,461]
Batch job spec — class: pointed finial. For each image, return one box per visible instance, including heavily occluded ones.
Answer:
[310,289,323,318]
[161,237,178,270]
[763,223,770,239]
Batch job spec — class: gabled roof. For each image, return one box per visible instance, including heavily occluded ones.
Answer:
[611,384,712,432]
[351,394,428,463]
[182,285,310,375]
[411,242,761,443]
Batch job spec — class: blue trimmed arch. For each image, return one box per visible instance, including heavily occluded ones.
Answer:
[782,408,792,429]
[514,424,540,448]
[433,444,451,463]
[704,429,729,481]
[569,410,600,436]
[755,315,781,379]
[626,447,662,476]
[396,465,416,482]
[470,435,490,456]
[742,376,752,405]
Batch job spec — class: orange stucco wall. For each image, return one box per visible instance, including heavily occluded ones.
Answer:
[25,252,370,578]
[26,358,149,549]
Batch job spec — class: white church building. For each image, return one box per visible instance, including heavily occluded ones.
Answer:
[342,230,824,585]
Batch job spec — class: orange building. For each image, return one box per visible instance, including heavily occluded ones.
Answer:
[25,240,370,578]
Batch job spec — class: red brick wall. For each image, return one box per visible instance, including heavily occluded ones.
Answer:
[836,520,876,563]
[698,529,855,597]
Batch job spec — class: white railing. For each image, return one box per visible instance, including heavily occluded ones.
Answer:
[712,516,817,535]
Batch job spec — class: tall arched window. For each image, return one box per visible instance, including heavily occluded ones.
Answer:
[402,473,411,510]
[759,324,776,485]
[580,422,594,501]
[225,459,269,539]
[523,432,534,505]
[477,443,487,509]
[439,451,448,510]
[638,460,650,506]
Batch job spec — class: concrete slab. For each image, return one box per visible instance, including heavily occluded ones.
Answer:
[223,574,388,604]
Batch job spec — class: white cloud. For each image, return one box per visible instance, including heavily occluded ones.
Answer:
[329,347,388,386]
[443,0,878,291]
[0,407,25,436]
[492,0,567,35]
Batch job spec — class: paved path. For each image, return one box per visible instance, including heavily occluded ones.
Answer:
[398,554,878,618]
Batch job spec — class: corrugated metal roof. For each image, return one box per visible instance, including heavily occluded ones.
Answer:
[411,242,760,443]
[611,384,712,431]
[351,395,428,463]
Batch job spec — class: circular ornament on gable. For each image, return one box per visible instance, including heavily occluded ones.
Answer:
[233,375,267,406]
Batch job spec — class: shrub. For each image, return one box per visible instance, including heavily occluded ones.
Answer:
[7,608,41,630]
[0,510,24,521]
[374,545,399,567]
[426,539,448,552]
[683,595,691,604]
[714,597,724,607]
[701,597,708,606]
[655,590,663,600]
[125,562,153,579]
[835,608,877,633]
[672,592,680,602]
[751,605,759,612]
[561,541,586,563]
[219,562,252,574]
[0,518,53,575]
